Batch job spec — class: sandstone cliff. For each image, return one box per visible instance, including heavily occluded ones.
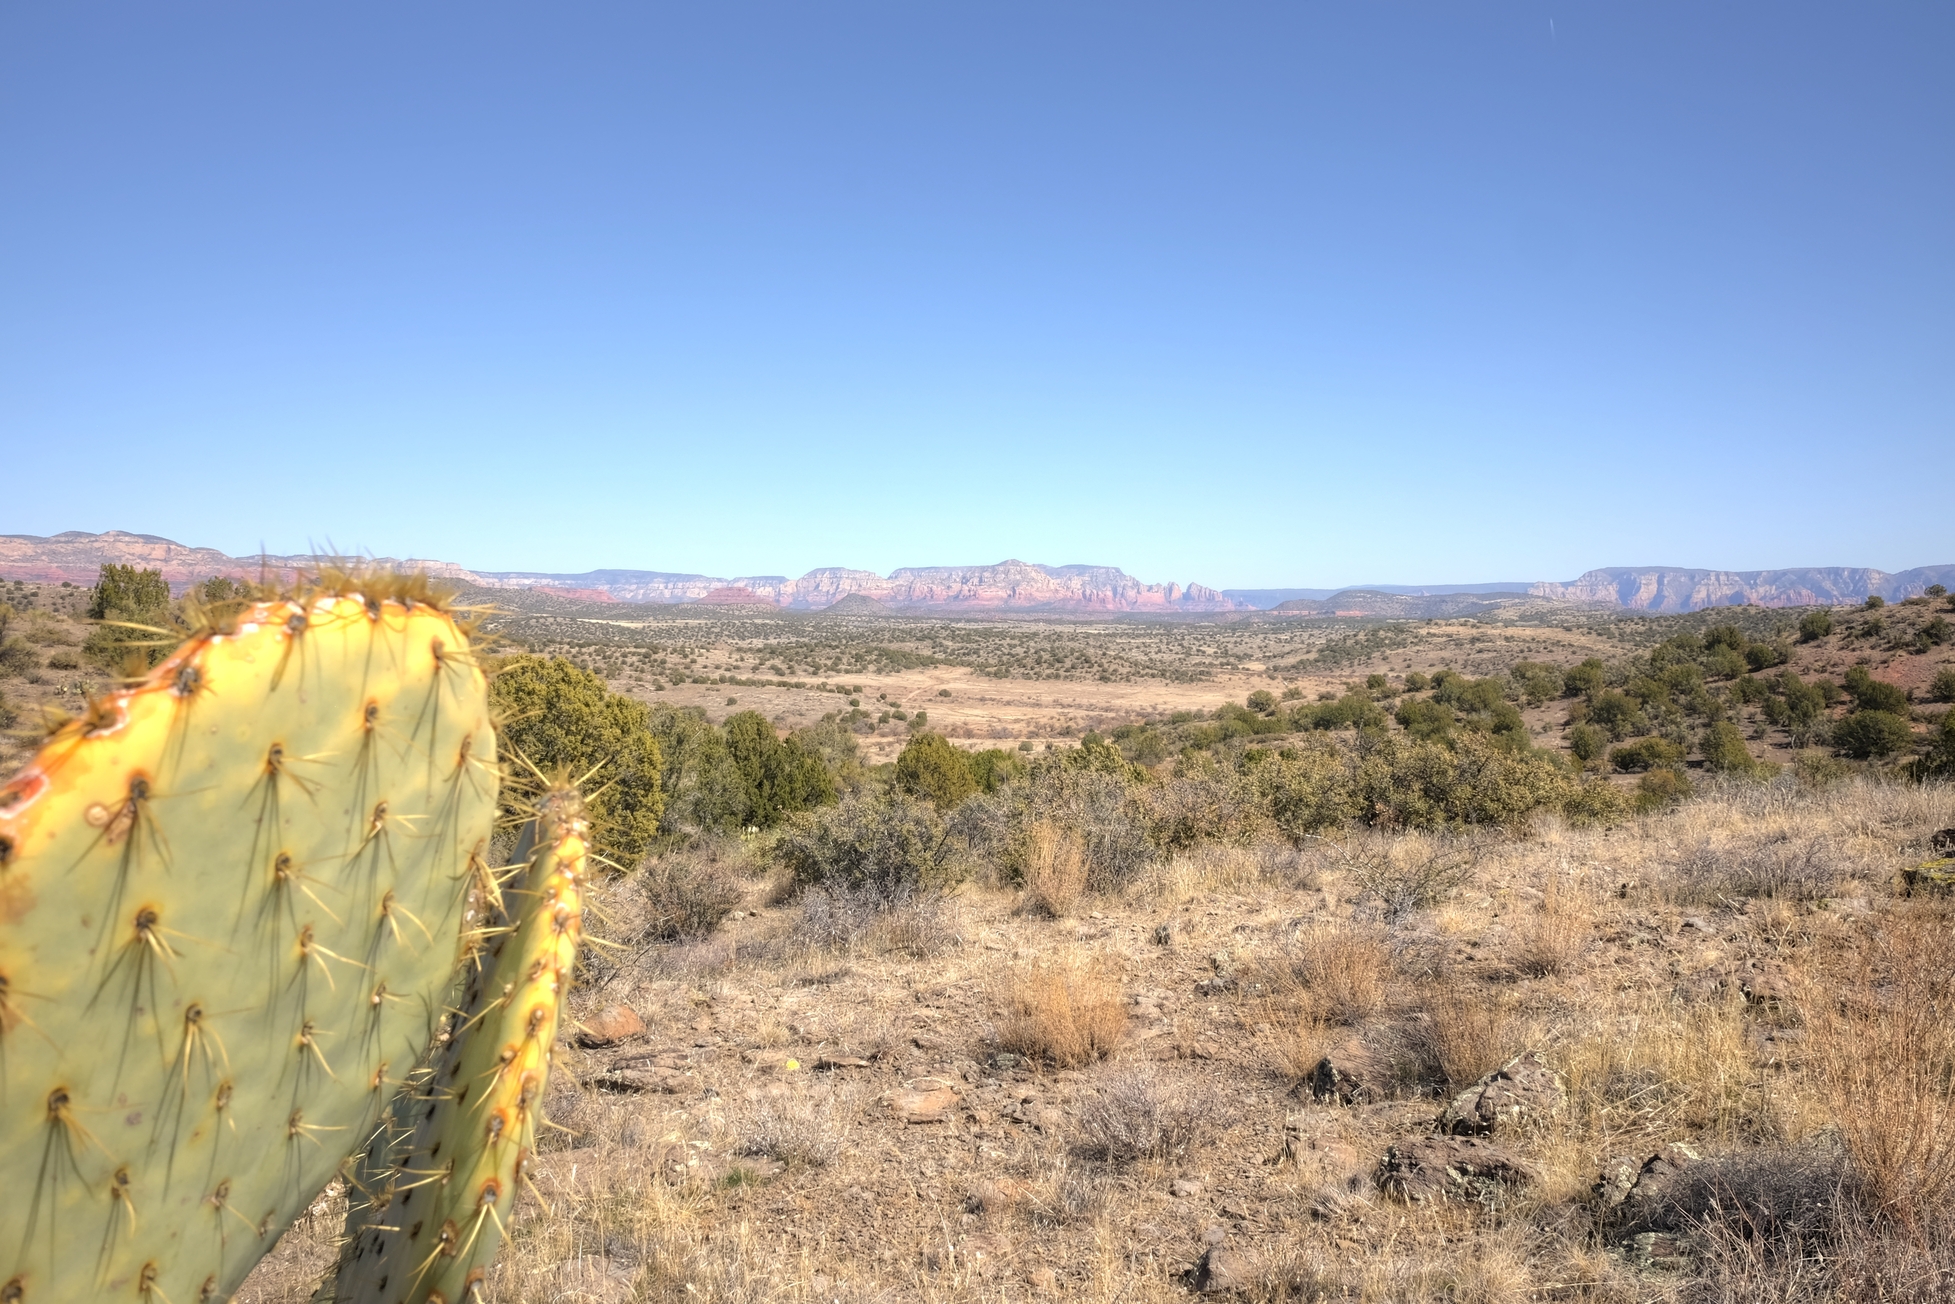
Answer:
[1529,565,1955,612]
[0,533,1248,613]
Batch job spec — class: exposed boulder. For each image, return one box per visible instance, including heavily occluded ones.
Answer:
[1438,1052,1563,1135]
[1376,1135,1536,1205]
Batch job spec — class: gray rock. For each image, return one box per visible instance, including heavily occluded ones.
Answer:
[1195,1244,1254,1293]
[1376,1135,1536,1205]
[1439,1052,1563,1135]
[1303,1056,1376,1106]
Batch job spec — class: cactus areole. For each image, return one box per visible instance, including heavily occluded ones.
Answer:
[0,582,513,1302]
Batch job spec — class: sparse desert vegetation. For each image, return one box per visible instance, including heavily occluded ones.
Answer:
[7,565,1955,1300]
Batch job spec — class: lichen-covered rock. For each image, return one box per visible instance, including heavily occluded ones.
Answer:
[1376,1135,1536,1205]
[1439,1052,1564,1135]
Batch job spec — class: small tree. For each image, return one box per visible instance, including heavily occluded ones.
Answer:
[490,656,666,865]
[1931,667,1955,705]
[1798,609,1833,642]
[1864,595,1886,610]
[894,732,979,808]
[1833,710,1914,760]
[1567,722,1606,765]
[85,563,173,669]
[1843,665,1909,716]
[1700,721,1762,774]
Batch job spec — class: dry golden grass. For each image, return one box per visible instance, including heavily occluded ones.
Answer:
[1804,900,1955,1236]
[998,953,1129,1067]
[1419,977,1529,1089]
[1512,862,1592,977]
[1261,920,1392,1027]
[231,775,1955,1304]
[1021,820,1087,917]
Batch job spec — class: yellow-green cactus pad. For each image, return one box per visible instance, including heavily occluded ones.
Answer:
[0,587,496,1302]
[328,789,586,1304]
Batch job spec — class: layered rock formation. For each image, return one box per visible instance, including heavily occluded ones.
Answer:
[0,530,480,588]
[477,558,1248,612]
[1530,565,1955,612]
[0,533,1248,613]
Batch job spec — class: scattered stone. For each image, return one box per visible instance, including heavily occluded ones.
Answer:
[585,1067,685,1094]
[1624,1230,1697,1273]
[1592,1154,1641,1210]
[884,1078,961,1124]
[1194,1244,1253,1293]
[1438,1053,1563,1136]
[961,1232,1012,1275]
[575,1004,646,1048]
[1303,1055,1376,1106]
[1170,1178,1205,1199]
[816,1055,872,1070]
[988,1051,1023,1071]
[1376,1135,1536,1205]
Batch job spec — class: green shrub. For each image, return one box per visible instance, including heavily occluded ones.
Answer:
[0,637,26,679]
[1864,595,1886,610]
[1568,722,1606,764]
[1931,667,1955,704]
[1728,673,1769,705]
[1586,690,1648,740]
[1923,616,1949,646]
[1929,584,1949,599]
[1843,666,1909,716]
[1833,710,1915,760]
[1254,737,1360,840]
[1704,645,1748,679]
[1246,689,1278,715]
[1394,697,1453,743]
[1308,691,1387,732]
[777,792,958,898]
[1700,720,1763,774]
[967,747,1029,792]
[1610,737,1686,772]
[0,687,14,729]
[491,655,667,865]
[895,731,980,808]
[724,710,835,825]
[1634,768,1692,812]
[1743,642,1788,671]
[1908,712,1955,780]
[1705,625,1746,651]
[84,562,174,669]
[1562,778,1629,826]
[1556,656,1603,699]
[1509,661,1564,707]
[1402,671,1431,692]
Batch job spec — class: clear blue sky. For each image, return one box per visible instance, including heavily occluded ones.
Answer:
[2,3,1948,589]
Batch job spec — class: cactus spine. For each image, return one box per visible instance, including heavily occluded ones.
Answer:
[326,788,586,1303]
[0,582,499,1302]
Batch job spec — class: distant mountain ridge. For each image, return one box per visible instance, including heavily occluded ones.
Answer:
[0,532,1248,613]
[4,533,1948,616]
[479,559,1250,612]
[1530,565,1955,612]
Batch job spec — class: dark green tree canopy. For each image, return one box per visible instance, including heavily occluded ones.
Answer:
[895,731,980,808]
[490,655,666,867]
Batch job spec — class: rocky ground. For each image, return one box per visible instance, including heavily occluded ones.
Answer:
[239,777,1955,1303]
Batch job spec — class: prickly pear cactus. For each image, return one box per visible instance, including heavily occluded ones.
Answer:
[0,584,497,1303]
[326,788,586,1304]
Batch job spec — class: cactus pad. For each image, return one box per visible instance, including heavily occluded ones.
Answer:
[327,788,586,1303]
[0,586,497,1302]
